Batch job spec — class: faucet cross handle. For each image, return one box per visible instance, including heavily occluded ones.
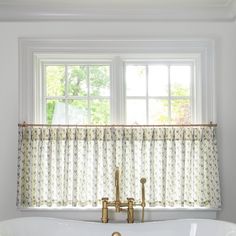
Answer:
[101,198,109,223]
[102,197,109,201]
[127,198,134,201]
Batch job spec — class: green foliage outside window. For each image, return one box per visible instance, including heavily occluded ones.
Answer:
[46,65,110,124]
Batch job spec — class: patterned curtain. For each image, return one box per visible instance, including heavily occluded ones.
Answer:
[17,126,221,208]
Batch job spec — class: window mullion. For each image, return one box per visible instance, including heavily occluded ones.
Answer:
[112,56,124,124]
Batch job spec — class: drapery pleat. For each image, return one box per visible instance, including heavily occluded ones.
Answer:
[17,126,221,208]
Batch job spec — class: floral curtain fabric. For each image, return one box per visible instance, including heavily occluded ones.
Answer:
[17,126,221,208]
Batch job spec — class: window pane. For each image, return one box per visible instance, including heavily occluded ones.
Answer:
[46,99,66,124]
[90,65,110,96]
[170,65,191,96]
[68,66,87,96]
[90,99,110,124]
[171,99,191,124]
[126,99,146,124]
[46,65,65,96]
[149,99,169,124]
[126,65,146,96]
[68,100,88,124]
[148,65,168,96]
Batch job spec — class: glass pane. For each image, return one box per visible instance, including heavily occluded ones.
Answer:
[90,99,110,124]
[89,65,110,96]
[126,99,146,124]
[46,65,65,96]
[148,65,168,96]
[171,99,191,124]
[46,99,66,124]
[68,66,87,96]
[68,100,88,124]
[126,65,146,96]
[170,65,191,96]
[149,99,169,124]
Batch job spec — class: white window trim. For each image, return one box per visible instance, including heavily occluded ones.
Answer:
[19,38,216,124]
[18,37,217,220]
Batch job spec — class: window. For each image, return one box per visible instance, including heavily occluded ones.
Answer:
[38,58,195,125]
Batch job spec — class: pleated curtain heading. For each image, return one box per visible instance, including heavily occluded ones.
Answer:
[17,125,221,208]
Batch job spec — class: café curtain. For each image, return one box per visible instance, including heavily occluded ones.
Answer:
[17,126,221,208]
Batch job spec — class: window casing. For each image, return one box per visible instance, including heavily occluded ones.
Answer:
[19,39,216,125]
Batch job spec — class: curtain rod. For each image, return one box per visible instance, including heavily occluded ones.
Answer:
[18,123,217,128]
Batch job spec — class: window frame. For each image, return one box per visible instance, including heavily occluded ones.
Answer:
[39,57,196,125]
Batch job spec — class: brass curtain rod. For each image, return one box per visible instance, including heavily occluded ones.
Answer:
[18,123,217,128]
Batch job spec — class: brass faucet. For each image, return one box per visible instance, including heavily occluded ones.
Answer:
[101,167,146,224]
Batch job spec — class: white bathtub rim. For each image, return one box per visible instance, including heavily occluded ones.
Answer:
[0,216,235,227]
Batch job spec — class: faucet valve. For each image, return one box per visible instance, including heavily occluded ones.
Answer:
[127,198,134,223]
[101,197,109,223]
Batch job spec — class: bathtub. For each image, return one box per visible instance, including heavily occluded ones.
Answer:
[0,217,236,236]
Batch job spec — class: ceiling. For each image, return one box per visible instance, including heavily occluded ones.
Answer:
[0,0,235,21]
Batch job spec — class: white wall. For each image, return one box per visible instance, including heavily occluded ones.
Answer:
[0,21,235,222]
